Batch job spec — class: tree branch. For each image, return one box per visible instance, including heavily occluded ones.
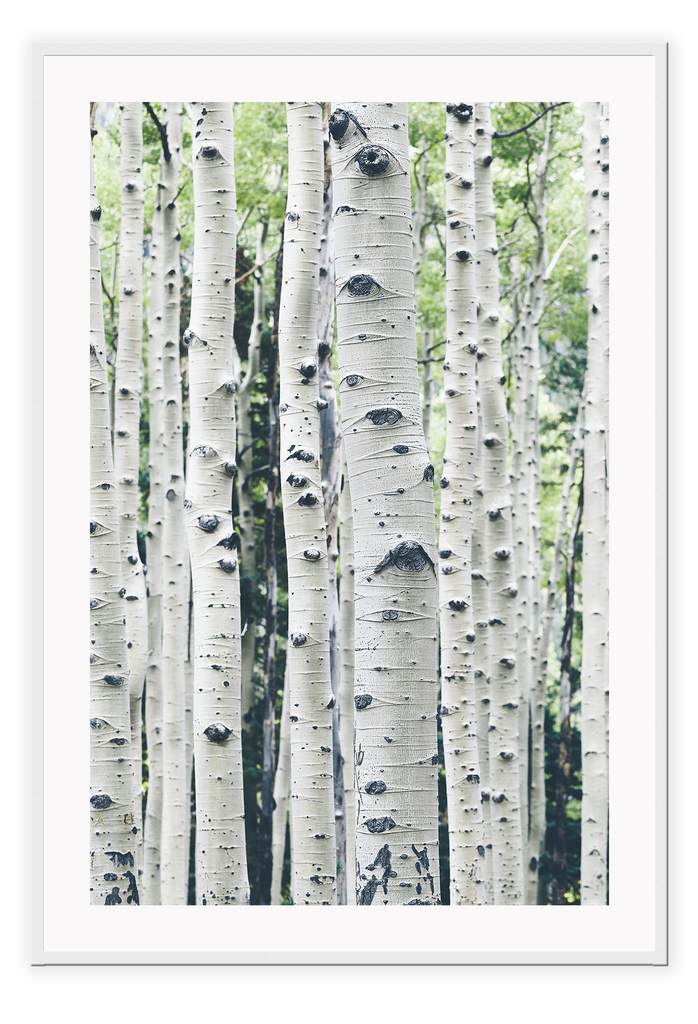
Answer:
[493,102,569,140]
[544,225,583,280]
[144,102,171,162]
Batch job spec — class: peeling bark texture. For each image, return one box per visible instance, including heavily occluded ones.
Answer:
[184,102,249,905]
[158,104,188,905]
[475,103,523,904]
[114,103,148,862]
[339,442,356,903]
[581,102,609,905]
[271,658,291,904]
[440,102,484,904]
[237,220,268,732]
[331,101,440,905]
[90,129,139,906]
[280,102,337,906]
[143,154,165,905]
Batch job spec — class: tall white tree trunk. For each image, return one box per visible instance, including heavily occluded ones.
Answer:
[475,102,524,904]
[184,102,250,905]
[439,102,484,903]
[90,127,139,906]
[338,441,356,903]
[472,458,493,903]
[271,659,291,904]
[158,103,189,905]
[330,101,440,905]
[143,175,165,904]
[581,101,609,904]
[279,101,336,906]
[114,103,148,872]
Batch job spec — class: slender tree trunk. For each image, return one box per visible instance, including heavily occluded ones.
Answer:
[581,101,609,904]
[439,102,484,904]
[90,127,139,906]
[475,102,524,904]
[317,106,347,904]
[237,220,268,731]
[279,101,336,906]
[183,102,249,905]
[143,158,165,905]
[422,328,434,463]
[330,101,440,905]
[257,229,283,905]
[338,441,356,903]
[271,658,291,904]
[158,103,188,905]
[413,139,433,459]
[472,451,493,903]
[114,103,148,873]
[552,476,583,905]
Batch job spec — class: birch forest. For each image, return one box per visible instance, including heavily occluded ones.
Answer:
[90,99,609,907]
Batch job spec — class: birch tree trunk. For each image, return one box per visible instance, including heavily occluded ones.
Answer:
[237,220,267,731]
[158,103,188,905]
[183,102,249,905]
[581,101,609,904]
[90,128,139,905]
[143,164,165,905]
[440,102,484,903]
[472,459,493,903]
[279,102,336,905]
[114,103,148,862]
[475,102,524,904]
[271,659,291,904]
[339,441,356,903]
[331,101,440,905]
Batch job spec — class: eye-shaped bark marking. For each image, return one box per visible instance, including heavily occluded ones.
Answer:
[382,609,399,621]
[198,145,219,160]
[499,657,516,669]
[393,444,409,455]
[447,102,474,122]
[191,444,217,458]
[299,361,317,378]
[103,675,125,687]
[440,549,452,558]
[90,794,112,809]
[216,532,240,550]
[328,107,368,143]
[365,780,387,795]
[303,549,322,561]
[109,737,127,745]
[204,724,231,743]
[291,633,308,647]
[286,448,315,463]
[347,274,380,297]
[448,600,466,612]
[499,750,514,760]
[455,249,472,261]
[297,492,318,506]
[355,144,391,177]
[494,547,511,561]
[218,557,238,573]
[373,540,435,575]
[354,694,373,710]
[365,407,402,426]
[343,374,364,388]
[364,816,396,833]
[423,465,435,482]
[286,474,308,488]
[197,514,220,532]
[90,718,108,730]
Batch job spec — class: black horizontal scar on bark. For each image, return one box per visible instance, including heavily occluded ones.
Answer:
[365,780,387,795]
[364,816,396,833]
[286,449,314,463]
[328,108,368,142]
[217,533,240,550]
[291,633,307,647]
[90,794,112,809]
[204,724,231,743]
[365,408,402,426]
[197,514,220,532]
[373,540,435,575]
[105,851,134,868]
[446,102,473,122]
[297,492,318,506]
[287,474,308,488]
[218,558,238,572]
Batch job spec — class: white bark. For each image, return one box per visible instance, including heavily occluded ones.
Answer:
[280,101,336,905]
[271,659,291,904]
[331,101,440,905]
[339,441,356,903]
[143,176,165,904]
[114,103,148,866]
[439,102,484,903]
[475,103,524,904]
[90,129,139,906]
[158,103,189,905]
[184,102,250,905]
[472,458,493,903]
[581,101,609,904]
